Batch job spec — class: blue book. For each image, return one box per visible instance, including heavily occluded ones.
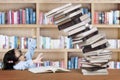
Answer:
[1,12,5,24]
[68,60,71,69]
[32,11,36,24]
[0,12,2,24]
[25,8,30,24]
[71,57,75,69]
[29,8,33,24]
[74,57,78,69]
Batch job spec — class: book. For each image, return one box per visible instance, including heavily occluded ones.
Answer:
[45,3,72,17]
[82,42,109,53]
[69,26,91,38]
[72,27,98,41]
[54,4,81,21]
[91,39,108,48]
[81,69,108,75]
[63,18,91,32]
[83,50,112,56]
[85,33,105,45]
[28,66,70,73]
[56,9,83,24]
[73,33,105,46]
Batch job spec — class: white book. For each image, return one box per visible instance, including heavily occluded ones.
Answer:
[83,49,105,56]
[72,40,83,44]
[14,11,18,24]
[82,69,108,73]
[115,10,120,24]
[68,25,86,36]
[91,39,108,48]
[55,16,69,24]
[5,35,9,49]
[49,6,73,18]
[109,11,113,24]
[80,13,90,21]
[82,69,108,75]
[82,72,108,75]
[45,37,51,49]
[68,9,82,18]
[28,66,70,73]
[108,39,117,48]
[85,55,112,60]
[76,27,98,38]
[89,59,108,63]
[108,61,114,69]
[45,3,72,16]
[55,9,82,24]
[117,62,120,69]
[63,18,91,32]
[54,6,73,18]
[63,4,82,14]
[86,34,105,45]
[21,37,24,49]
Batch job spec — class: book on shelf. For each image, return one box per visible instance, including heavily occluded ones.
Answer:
[94,10,120,24]
[108,61,120,69]
[108,39,118,49]
[28,66,70,73]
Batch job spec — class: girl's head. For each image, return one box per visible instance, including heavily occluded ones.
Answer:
[2,49,24,70]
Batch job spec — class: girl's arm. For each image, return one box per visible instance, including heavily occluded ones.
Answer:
[13,53,43,70]
[25,38,36,60]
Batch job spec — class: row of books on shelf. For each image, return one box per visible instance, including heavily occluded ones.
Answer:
[0,8,36,24]
[0,35,73,49]
[94,10,120,24]
[39,6,91,25]
[36,61,65,68]
[40,36,73,49]
[108,61,120,69]
[68,57,82,69]
[0,35,36,49]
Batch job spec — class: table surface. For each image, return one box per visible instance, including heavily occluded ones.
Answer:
[0,69,120,80]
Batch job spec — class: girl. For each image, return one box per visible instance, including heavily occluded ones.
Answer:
[2,38,43,70]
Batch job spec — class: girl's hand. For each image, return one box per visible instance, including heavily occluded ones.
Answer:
[33,53,43,64]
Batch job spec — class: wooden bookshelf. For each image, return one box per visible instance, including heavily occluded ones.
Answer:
[0,0,120,68]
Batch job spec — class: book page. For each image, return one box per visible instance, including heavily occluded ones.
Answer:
[28,66,70,73]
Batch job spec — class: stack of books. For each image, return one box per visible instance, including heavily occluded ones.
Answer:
[46,3,112,75]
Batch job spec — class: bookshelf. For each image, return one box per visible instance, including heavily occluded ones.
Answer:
[0,0,120,69]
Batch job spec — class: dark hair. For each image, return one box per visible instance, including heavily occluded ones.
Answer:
[2,49,19,70]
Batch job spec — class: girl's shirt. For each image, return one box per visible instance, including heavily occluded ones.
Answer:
[13,38,36,70]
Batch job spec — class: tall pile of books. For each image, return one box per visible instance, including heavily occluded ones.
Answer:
[45,3,112,75]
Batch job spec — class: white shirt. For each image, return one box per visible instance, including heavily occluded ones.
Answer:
[13,38,36,70]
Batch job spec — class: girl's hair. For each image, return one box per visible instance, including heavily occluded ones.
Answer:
[2,49,19,70]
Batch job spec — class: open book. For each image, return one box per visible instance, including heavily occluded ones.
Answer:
[28,66,70,73]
